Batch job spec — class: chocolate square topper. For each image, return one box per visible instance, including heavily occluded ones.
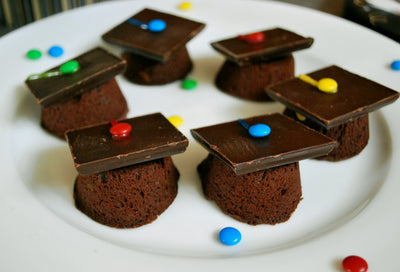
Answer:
[191,113,336,175]
[266,65,400,129]
[66,113,189,175]
[102,8,205,62]
[211,27,314,66]
[25,47,126,107]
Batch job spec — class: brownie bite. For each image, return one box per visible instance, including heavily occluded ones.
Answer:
[211,28,313,101]
[191,113,336,225]
[66,113,189,228]
[25,47,128,139]
[266,65,399,161]
[102,8,205,85]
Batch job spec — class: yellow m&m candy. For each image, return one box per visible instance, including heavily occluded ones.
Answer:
[179,2,192,10]
[295,112,306,122]
[317,78,338,93]
[168,115,183,127]
[298,74,338,94]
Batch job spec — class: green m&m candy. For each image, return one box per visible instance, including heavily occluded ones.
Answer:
[182,78,198,90]
[26,49,42,60]
[60,60,80,74]
[26,60,80,81]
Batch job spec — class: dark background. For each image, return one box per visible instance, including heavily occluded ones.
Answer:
[0,0,399,42]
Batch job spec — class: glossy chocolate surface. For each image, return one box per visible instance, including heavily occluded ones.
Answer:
[102,8,205,62]
[26,47,126,107]
[191,113,336,175]
[266,65,399,129]
[211,28,313,66]
[66,113,188,175]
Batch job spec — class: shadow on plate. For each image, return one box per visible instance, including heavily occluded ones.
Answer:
[31,146,76,202]
[190,55,224,85]
[13,84,41,123]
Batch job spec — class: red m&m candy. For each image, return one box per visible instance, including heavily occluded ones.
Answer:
[110,120,132,140]
[342,255,368,272]
[238,32,265,44]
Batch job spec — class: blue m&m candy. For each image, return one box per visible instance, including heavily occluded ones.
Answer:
[219,227,241,246]
[48,45,64,57]
[238,119,271,138]
[128,18,167,32]
[147,19,167,32]
[248,123,271,138]
[391,60,400,71]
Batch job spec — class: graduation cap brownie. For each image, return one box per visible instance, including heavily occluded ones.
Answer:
[102,8,205,85]
[25,47,128,139]
[66,112,189,228]
[191,113,336,225]
[266,65,399,161]
[211,28,313,101]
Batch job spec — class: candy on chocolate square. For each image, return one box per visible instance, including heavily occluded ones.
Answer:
[266,65,399,129]
[191,113,335,225]
[102,8,205,85]
[102,8,205,62]
[191,113,336,175]
[25,47,128,139]
[266,65,399,161]
[66,112,189,175]
[211,28,313,101]
[68,112,188,228]
[26,47,126,107]
[211,27,314,66]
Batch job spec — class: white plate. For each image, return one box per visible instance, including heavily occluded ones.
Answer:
[1,0,399,271]
[368,0,400,14]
